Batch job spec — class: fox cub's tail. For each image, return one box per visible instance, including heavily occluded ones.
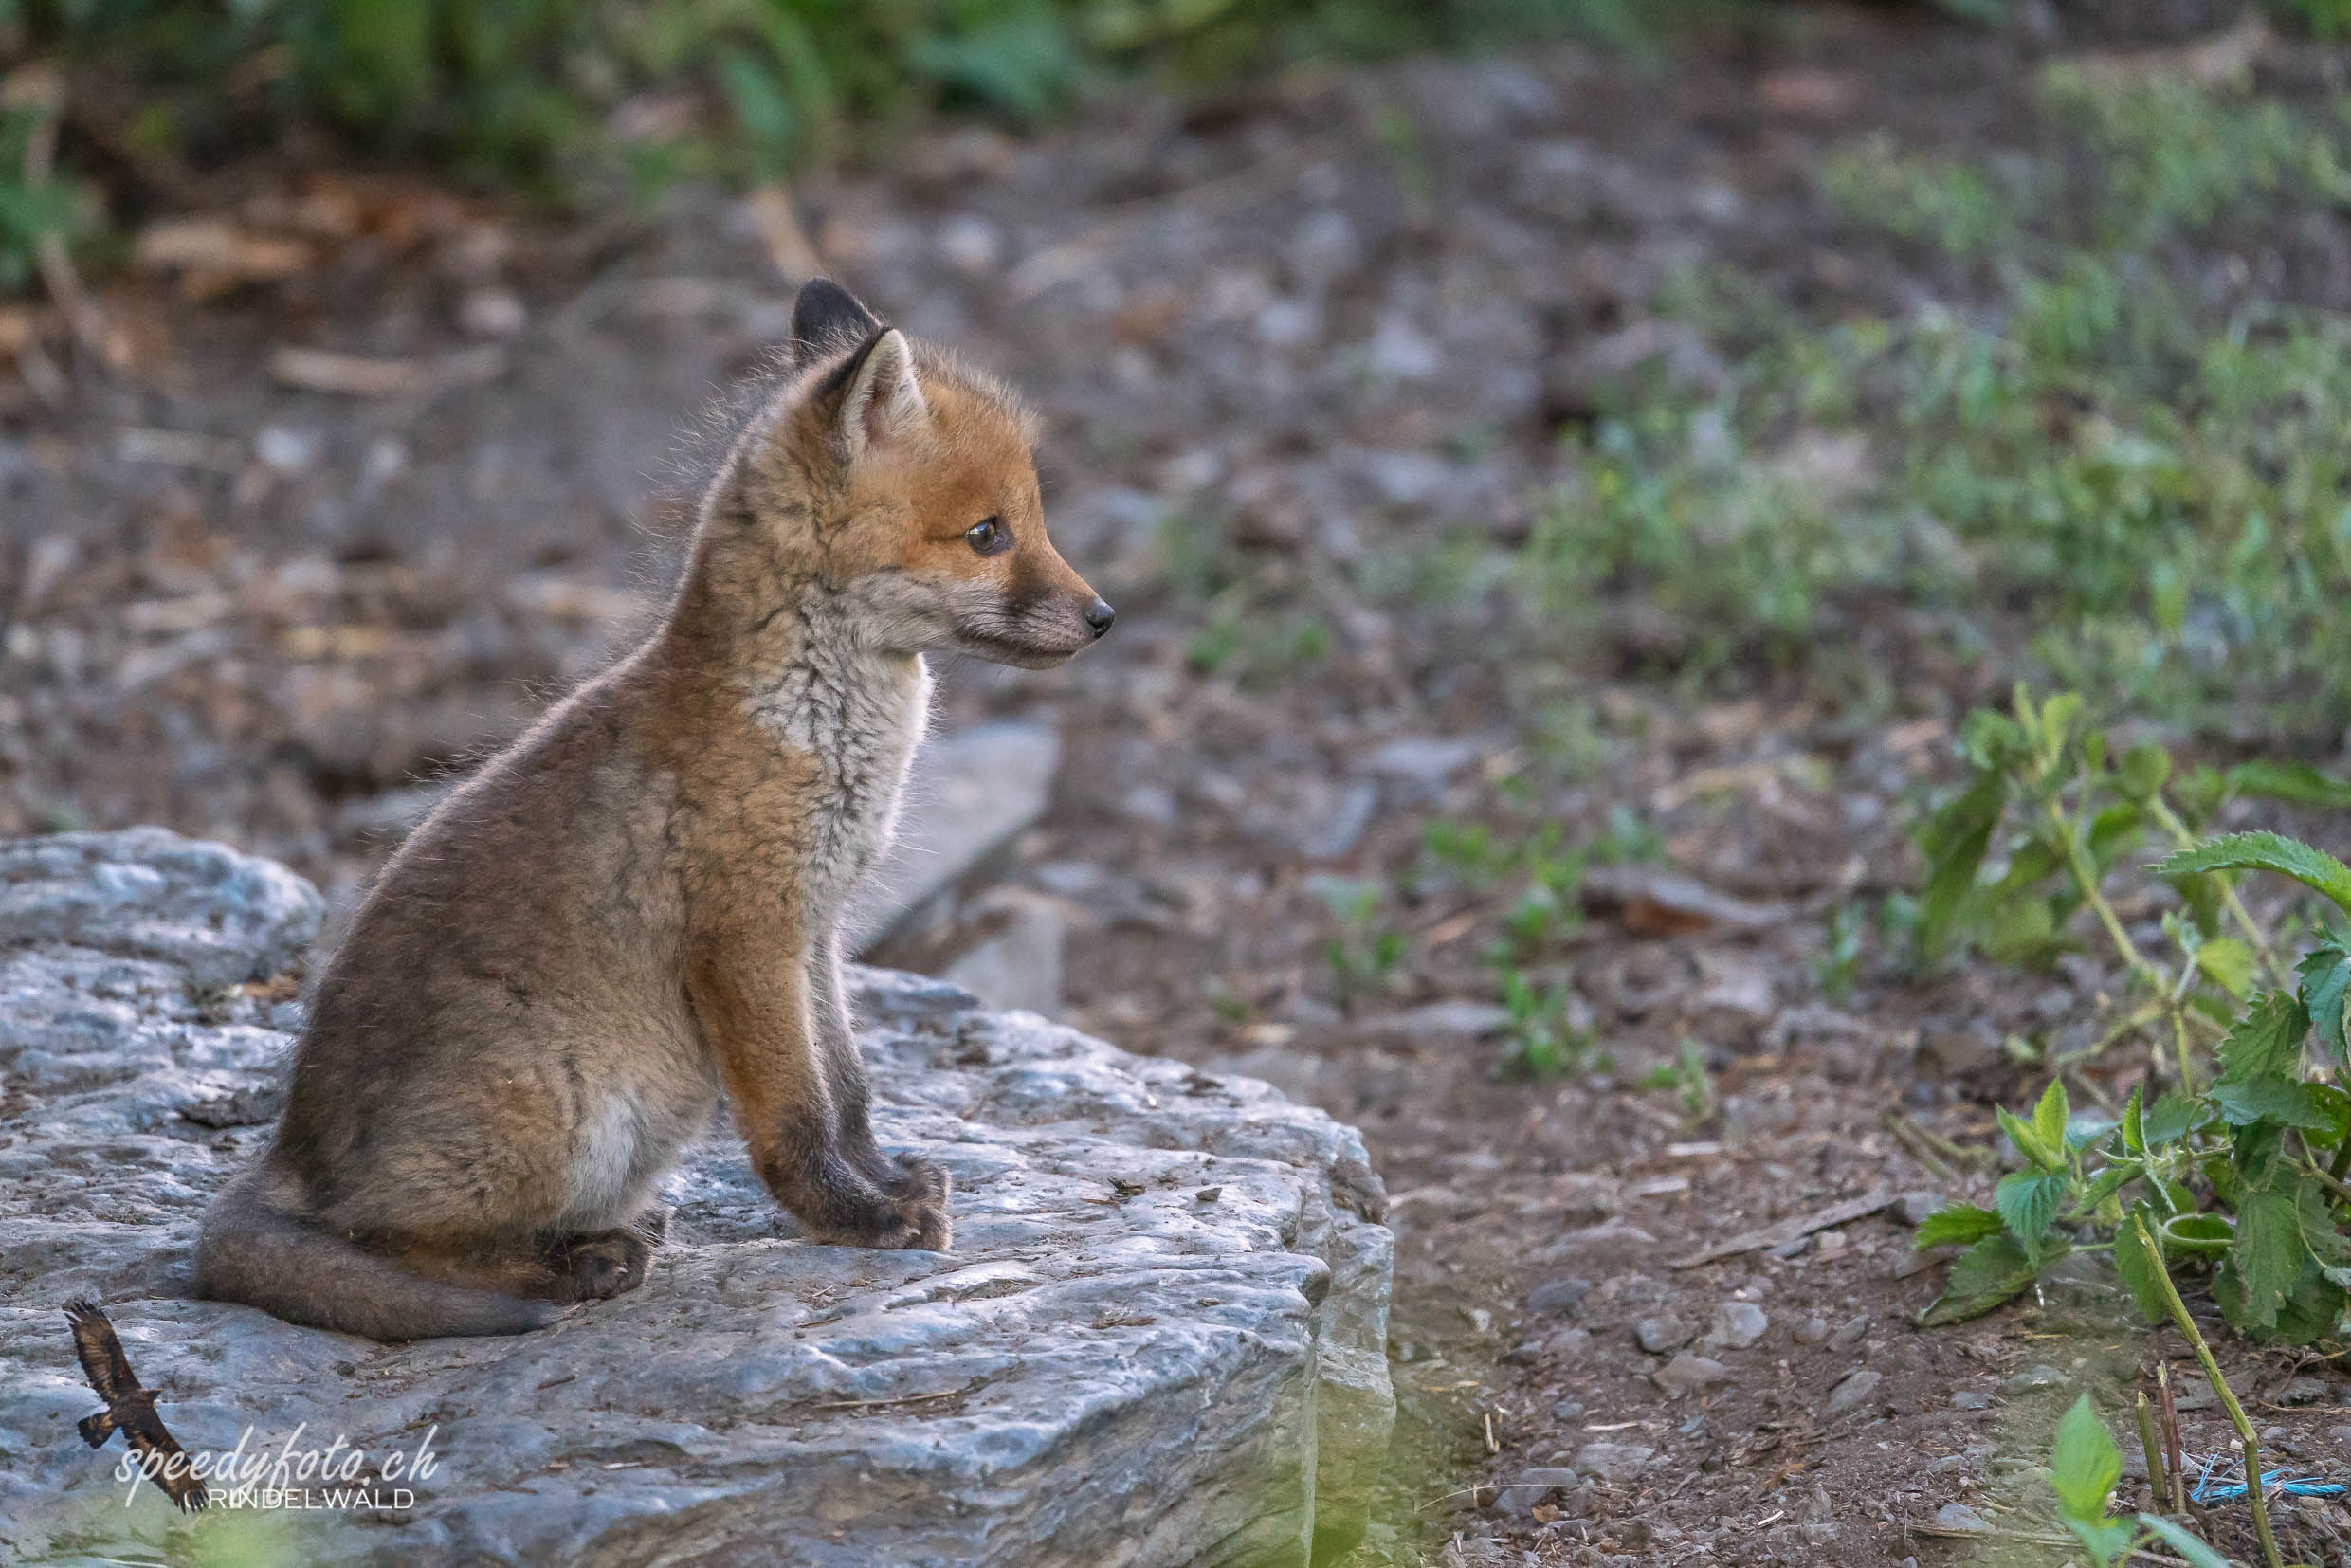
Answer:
[193,1169,556,1340]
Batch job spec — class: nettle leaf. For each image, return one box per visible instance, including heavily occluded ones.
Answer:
[2299,939,2351,1067]
[2213,1073,2330,1130]
[2193,937,2256,999]
[2121,1085,2144,1155]
[2214,991,2311,1085]
[2305,1084,2351,1150]
[1996,1167,2072,1258]
[2141,1092,2205,1148]
[2226,759,2351,810]
[1998,1105,2060,1171]
[2218,1248,2347,1347]
[1914,1202,2004,1249]
[2049,1395,2123,1522]
[2031,1078,2069,1159]
[2225,1187,2307,1333]
[1916,771,2003,959]
[2111,1205,2169,1322]
[2155,831,2351,920]
[1918,1233,2055,1326]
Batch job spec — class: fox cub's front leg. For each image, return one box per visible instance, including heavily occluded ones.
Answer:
[685,932,950,1250]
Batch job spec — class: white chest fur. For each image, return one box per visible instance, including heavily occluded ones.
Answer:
[746,616,930,918]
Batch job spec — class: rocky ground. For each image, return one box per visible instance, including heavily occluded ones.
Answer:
[9,4,2351,1564]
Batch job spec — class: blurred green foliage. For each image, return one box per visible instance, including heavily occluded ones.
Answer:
[1483,64,2351,739]
[0,0,1697,189]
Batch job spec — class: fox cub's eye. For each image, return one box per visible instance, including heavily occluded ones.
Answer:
[964,516,1011,556]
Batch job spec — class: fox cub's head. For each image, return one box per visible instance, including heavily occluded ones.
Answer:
[733,278,1112,668]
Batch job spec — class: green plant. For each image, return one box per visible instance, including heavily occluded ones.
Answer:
[1498,968,1590,1080]
[2045,1395,2228,1568]
[1911,690,2351,1347]
[1815,902,1863,1004]
[1318,878,1407,1002]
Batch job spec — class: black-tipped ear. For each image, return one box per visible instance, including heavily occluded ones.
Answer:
[792,279,883,364]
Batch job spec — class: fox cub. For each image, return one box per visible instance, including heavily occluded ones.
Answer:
[194,281,1113,1339]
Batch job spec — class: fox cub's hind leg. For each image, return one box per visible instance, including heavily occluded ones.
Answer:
[538,1203,669,1303]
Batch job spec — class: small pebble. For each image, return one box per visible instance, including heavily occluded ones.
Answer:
[1824,1368,1882,1416]
[1653,1353,1734,1398]
[1488,1466,1581,1519]
[1194,1187,1221,1203]
[1997,1364,2069,1396]
[1706,1300,1768,1351]
[1933,1502,1990,1535]
[1526,1277,1592,1317]
[1635,1314,1694,1354]
[1794,1315,1832,1346]
[1828,1314,1868,1352]
[1950,1389,1992,1412]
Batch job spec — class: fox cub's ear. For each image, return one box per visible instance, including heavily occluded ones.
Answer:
[790,279,883,364]
[821,328,929,464]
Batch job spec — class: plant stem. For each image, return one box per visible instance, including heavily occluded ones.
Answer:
[2157,1362,2187,1516]
[2131,1214,2283,1568]
[2134,1391,2167,1516]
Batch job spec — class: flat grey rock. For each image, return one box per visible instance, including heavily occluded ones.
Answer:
[0,830,1394,1566]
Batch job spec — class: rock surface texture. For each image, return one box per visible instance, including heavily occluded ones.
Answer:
[0,830,1394,1566]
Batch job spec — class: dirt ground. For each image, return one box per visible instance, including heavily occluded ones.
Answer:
[9,6,2351,1564]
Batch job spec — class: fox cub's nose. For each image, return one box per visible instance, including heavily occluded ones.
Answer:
[1084,597,1117,638]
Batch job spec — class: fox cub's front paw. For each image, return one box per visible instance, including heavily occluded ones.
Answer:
[794,1150,952,1252]
[883,1155,951,1252]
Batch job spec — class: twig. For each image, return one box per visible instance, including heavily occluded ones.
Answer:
[2132,1214,2284,1568]
[1672,1185,1898,1268]
[1885,1111,1959,1184]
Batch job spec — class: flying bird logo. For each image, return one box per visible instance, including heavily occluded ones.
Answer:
[64,1300,208,1511]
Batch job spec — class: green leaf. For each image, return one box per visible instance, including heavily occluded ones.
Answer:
[2193,936,2255,999]
[1915,771,2003,960]
[2135,1516,2230,1568]
[2154,830,2351,919]
[2048,1395,2123,1522]
[2111,1205,2170,1322]
[1914,1201,2003,1249]
[2213,1073,2330,1130]
[2121,1085,2144,1155]
[2116,742,2171,802]
[2031,1078,2069,1162]
[1918,1233,2054,1326]
[2214,990,2311,1085]
[2064,1513,2136,1568]
[2227,1187,2307,1332]
[1997,1167,2071,1257]
[2141,1092,2204,1148]
[1997,1104,2060,1171]
[2225,759,2351,810]
[2299,939,2351,1067]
